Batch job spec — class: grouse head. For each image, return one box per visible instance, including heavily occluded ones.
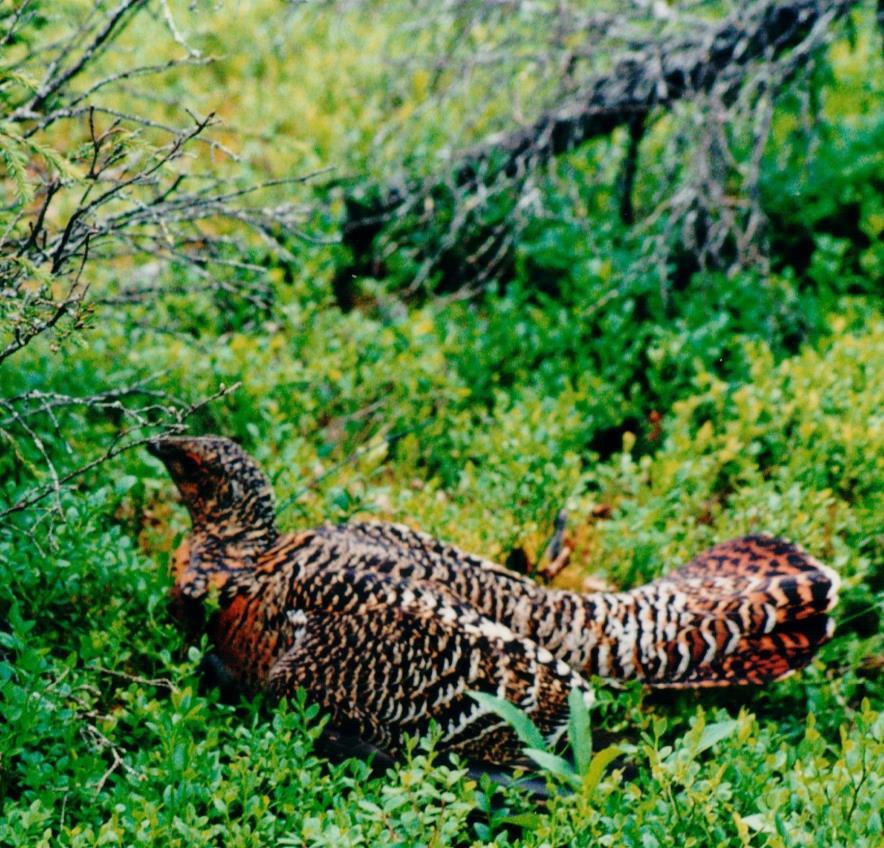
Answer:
[148,435,279,553]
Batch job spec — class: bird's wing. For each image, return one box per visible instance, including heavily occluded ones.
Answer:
[313,521,551,624]
[269,568,592,764]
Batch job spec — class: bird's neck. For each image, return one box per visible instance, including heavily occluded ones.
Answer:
[172,524,278,610]
[177,461,280,564]
[190,518,279,564]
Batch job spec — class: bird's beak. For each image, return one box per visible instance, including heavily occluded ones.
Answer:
[146,439,170,459]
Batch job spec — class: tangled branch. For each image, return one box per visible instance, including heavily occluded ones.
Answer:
[335,0,859,300]
[0,1,311,521]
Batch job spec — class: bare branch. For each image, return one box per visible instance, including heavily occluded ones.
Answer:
[337,0,859,298]
[0,2,314,521]
[0,381,242,519]
[16,0,148,119]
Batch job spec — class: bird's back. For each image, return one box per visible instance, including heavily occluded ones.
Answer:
[289,521,839,687]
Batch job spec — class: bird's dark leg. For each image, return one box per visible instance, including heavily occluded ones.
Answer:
[538,509,572,583]
[315,727,396,774]
[197,651,243,701]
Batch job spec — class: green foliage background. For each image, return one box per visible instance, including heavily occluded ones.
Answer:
[1,2,882,845]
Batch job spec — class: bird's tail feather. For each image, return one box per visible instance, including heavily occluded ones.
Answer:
[592,535,840,687]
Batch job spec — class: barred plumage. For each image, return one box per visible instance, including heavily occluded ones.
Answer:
[148,435,840,764]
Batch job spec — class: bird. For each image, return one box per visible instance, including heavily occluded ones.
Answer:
[147,434,840,765]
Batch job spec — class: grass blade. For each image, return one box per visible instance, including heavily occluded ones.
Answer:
[468,691,547,751]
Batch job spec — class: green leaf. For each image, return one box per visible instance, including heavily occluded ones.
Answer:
[0,137,31,205]
[568,685,593,775]
[694,719,739,755]
[740,814,774,834]
[500,813,543,829]
[523,748,576,784]
[115,474,138,495]
[468,691,546,751]
[0,68,38,92]
[580,744,622,799]
[775,811,794,845]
